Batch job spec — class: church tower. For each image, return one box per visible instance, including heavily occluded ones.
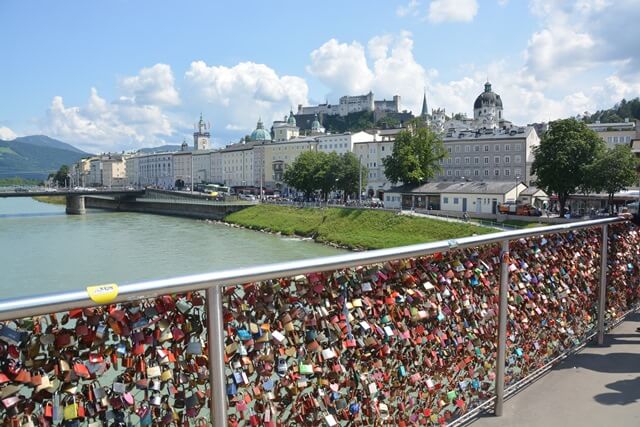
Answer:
[420,89,428,119]
[193,113,211,151]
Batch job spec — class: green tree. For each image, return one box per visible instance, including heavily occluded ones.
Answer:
[376,116,401,129]
[382,127,446,186]
[588,144,638,208]
[283,150,323,200]
[531,118,605,215]
[48,165,70,187]
[335,152,368,202]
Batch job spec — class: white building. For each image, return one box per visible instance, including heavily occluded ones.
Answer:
[193,114,211,150]
[587,119,638,148]
[88,154,127,187]
[271,111,300,142]
[384,181,529,213]
[298,91,400,117]
[353,129,403,198]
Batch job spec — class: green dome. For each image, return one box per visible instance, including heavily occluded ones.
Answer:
[250,118,271,141]
[287,110,296,125]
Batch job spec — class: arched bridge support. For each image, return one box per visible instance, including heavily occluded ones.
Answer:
[65,195,86,215]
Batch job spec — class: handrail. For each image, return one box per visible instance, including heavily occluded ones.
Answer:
[0,216,625,322]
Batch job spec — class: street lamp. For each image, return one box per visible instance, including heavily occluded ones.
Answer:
[190,154,194,194]
[515,175,521,202]
[359,155,363,205]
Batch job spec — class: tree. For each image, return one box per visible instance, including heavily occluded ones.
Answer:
[376,116,401,129]
[531,118,605,215]
[283,150,323,200]
[588,145,638,209]
[49,165,70,187]
[336,152,368,202]
[382,127,446,186]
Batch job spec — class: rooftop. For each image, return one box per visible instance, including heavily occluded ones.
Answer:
[388,180,524,195]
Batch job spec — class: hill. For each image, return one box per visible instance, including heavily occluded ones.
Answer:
[583,98,640,123]
[12,135,87,154]
[0,136,89,180]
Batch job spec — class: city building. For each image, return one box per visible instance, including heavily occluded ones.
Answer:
[384,181,529,213]
[271,111,300,142]
[353,129,403,198]
[587,119,638,148]
[88,154,127,187]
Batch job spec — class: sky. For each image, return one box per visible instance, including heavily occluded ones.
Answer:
[1,0,639,153]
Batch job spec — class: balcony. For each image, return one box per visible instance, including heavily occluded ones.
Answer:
[0,217,637,426]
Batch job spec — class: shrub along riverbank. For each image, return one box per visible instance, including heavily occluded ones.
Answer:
[224,205,494,250]
[32,196,66,205]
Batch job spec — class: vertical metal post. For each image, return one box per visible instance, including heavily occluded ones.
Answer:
[495,239,509,416]
[207,286,227,427]
[597,224,608,345]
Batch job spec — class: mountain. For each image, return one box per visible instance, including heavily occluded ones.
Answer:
[0,135,90,180]
[137,144,183,153]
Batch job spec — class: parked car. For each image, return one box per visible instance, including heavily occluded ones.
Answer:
[498,202,540,216]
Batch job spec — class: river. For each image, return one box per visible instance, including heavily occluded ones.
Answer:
[0,197,344,299]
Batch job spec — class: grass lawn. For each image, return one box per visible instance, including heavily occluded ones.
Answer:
[225,205,495,250]
[32,195,66,205]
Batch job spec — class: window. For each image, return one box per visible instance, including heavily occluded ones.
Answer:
[447,170,453,176]
[505,144,510,151]
[505,169,510,176]
[484,170,489,176]
[474,145,480,152]
[494,145,500,152]
[484,145,489,152]
[474,157,479,164]
[464,145,470,152]
[453,198,459,204]
[447,158,452,165]
[455,157,460,164]
[464,157,470,164]
[381,146,385,151]
[494,169,500,176]
[447,147,452,153]
[474,170,479,176]
[515,168,522,176]
[464,169,470,176]
[484,156,489,164]
[444,197,449,204]
[494,156,500,164]
[514,155,521,163]
[455,170,460,177]
[504,156,510,163]
[455,145,461,153]
[515,143,522,151]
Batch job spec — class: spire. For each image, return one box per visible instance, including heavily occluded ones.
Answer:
[421,88,428,117]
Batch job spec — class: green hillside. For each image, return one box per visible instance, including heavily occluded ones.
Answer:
[0,138,88,179]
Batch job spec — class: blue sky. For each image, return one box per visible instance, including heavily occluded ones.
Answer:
[1,0,639,152]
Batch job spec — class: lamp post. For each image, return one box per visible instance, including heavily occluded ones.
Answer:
[515,175,521,202]
[359,155,363,205]
[190,154,194,194]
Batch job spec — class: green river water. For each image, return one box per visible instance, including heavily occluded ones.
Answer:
[0,198,344,299]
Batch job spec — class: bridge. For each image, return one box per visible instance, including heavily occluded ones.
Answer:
[0,217,637,425]
[0,189,145,214]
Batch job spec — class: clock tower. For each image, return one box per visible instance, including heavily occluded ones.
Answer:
[193,113,211,151]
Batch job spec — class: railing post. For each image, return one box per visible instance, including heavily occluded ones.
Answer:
[597,224,608,345]
[495,239,509,416]
[207,286,227,427]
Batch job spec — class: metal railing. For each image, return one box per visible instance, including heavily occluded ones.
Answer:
[0,216,634,426]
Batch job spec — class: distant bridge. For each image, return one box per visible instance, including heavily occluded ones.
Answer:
[0,189,145,198]
[0,189,145,214]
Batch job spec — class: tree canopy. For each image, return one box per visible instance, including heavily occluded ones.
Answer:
[48,165,70,187]
[531,119,605,214]
[582,97,640,123]
[382,127,446,186]
[587,144,638,206]
[283,151,367,200]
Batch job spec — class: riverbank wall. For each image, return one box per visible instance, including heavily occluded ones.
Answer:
[85,196,250,220]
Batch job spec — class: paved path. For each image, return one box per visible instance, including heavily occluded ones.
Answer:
[472,312,640,427]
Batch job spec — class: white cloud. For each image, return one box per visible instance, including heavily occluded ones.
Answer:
[43,88,174,153]
[307,39,373,96]
[396,0,420,17]
[427,0,478,23]
[119,63,180,107]
[184,60,308,137]
[525,0,640,85]
[0,126,17,140]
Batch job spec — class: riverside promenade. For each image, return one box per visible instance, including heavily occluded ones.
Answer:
[473,313,640,427]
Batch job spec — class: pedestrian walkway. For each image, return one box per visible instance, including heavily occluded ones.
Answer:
[472,312,640,427]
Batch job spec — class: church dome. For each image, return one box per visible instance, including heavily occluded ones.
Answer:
[250,118,271,141]
[474,82,503,109]
[287,110,296,126]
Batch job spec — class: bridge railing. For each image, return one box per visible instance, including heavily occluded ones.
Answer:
[0,217,638,426]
